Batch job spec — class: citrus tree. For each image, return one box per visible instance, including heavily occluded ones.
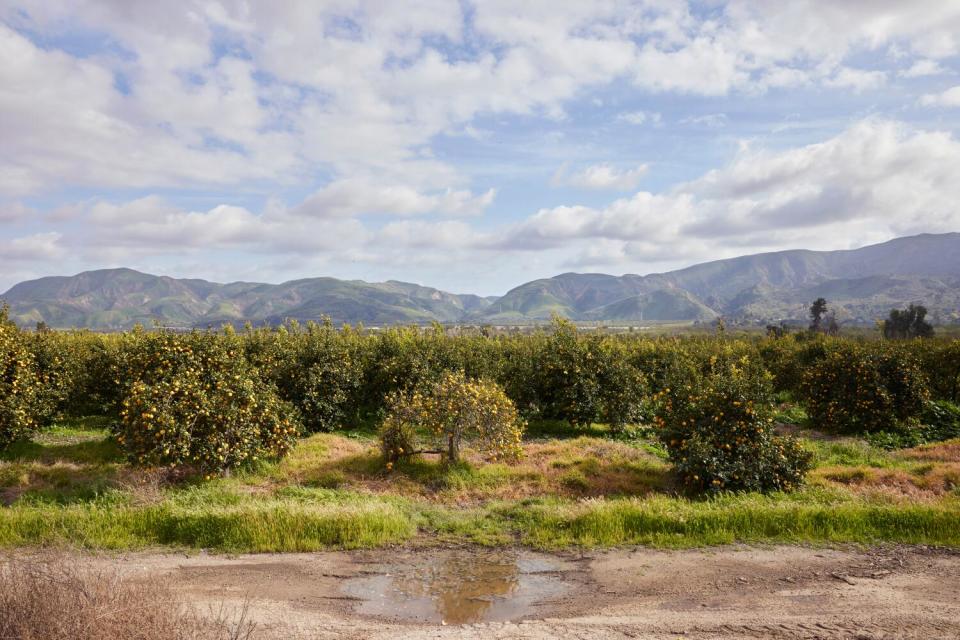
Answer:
[113,330,300,473]
[380,371,523,465]
[0,306,45,450]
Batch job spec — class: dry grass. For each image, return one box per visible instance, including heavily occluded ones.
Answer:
[262,433,670,503]
[0,555,258,640]
[898,441,960,463]
[814,462,960,501]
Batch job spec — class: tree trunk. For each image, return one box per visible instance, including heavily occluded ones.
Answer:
[447,434,460,463]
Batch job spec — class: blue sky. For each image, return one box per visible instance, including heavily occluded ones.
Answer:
[2,1,960,295]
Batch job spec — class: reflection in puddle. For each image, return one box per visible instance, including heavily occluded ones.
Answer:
[342,549,571,624]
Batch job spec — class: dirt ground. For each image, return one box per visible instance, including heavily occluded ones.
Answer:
[58,544,960,639]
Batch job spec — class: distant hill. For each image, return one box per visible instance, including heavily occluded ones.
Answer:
[469,233,960,325]
[1,269,496,330]
[2,233,959,328]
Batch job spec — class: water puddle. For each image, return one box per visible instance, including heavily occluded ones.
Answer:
[342,549,575,625]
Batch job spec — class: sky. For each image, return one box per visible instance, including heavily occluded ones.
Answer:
[2,1,960,296]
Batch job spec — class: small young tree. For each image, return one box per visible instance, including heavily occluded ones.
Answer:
[380,371,523,465]
[882,304,935,339]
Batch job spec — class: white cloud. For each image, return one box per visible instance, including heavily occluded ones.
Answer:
[501,119,960,266]
[0,232,64,262]
[823,67,887,92]
[617,111,662,126]
[919,86,960,107]
[680,113,729,128]
[2,0,959,201]
[291,180,495,218]
[0,202,32,222]
[553,163,650,191]
[901,59,947,77]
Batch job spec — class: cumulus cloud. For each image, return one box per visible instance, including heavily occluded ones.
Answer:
[2,0,959,200]
[552,164,650,191]
[0,233,65,262]
[901,59,947,77]
[617,111,662,126]
[3,2,960,290]
[823,67,887,92]
[499,119,960,265]
[291,180,495,218]
[919,86,960,107]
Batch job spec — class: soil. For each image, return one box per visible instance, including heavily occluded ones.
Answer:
[42,544,960,639]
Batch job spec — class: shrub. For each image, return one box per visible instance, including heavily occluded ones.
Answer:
[0,556,255,640]
[653,354,811,493]
[921,399,960,442]
[866,400,960,449]
[799,342,929,433]
[380,371,523,464]
[0,306,45,450]
[758,335,827,395]
[113,331,300,473]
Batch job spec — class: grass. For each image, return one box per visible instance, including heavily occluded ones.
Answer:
[2,416,960,551]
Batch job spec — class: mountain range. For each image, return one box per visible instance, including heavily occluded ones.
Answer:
[3,233,959,329]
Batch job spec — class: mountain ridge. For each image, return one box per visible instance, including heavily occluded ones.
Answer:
[3,232,960,328]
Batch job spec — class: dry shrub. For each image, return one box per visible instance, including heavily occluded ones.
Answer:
[0,556,257,640]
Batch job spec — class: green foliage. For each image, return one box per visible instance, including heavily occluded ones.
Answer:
[799,342,929,433]
[250,320,366,433]
[864,400,960,450]
[112,331,300,472]
[882,303,935,339]
[596,339,648,431]
[0,307,46,450]
[506,319,647,429]
[380,371,524,464]
[913,339,960,402]
[653,353,811,493]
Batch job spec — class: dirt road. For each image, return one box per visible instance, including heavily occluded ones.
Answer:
[78,544,960,639]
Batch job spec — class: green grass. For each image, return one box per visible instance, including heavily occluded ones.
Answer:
[3,417,960,552]
[502,493,960,548]
[0,498,415,551]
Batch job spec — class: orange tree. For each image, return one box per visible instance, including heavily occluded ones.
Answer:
[113,329,300,473]
[380,371,523,465]
[0,306,46,450]
[249,320,367,433]
[653,352,811,493]
[799,342,928,433]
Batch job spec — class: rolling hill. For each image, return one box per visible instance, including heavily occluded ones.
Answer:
[0,269,496,330]
[471,233,960,324]
[2,233,959,328]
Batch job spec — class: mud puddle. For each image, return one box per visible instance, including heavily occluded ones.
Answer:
[341,548,576,624]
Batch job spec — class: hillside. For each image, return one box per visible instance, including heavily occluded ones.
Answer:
[2,233,959,328]
[1,269,495,330]
[470,233,960,324]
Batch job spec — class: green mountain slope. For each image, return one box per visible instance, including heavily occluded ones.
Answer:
[470,233,960,324]
[2,233,959,328]
[1,271,495,329]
